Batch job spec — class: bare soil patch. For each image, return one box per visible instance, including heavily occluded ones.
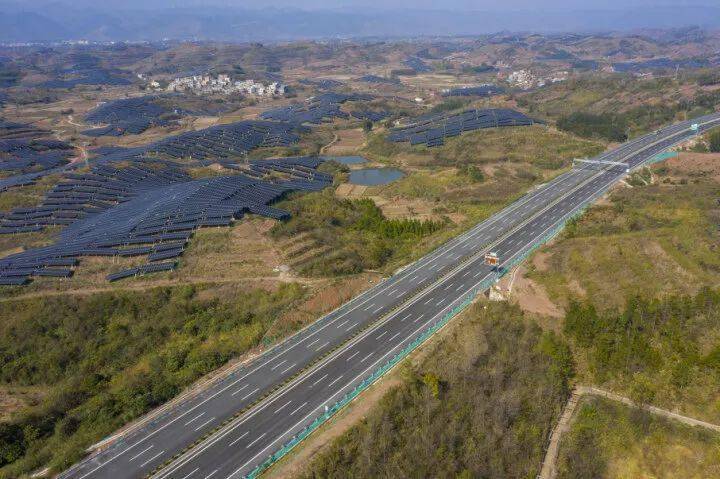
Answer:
[0,386,46,421]
[666,152,720,181]
[368,194,449,222]
[334,183,368,198]
[500,264,564,319]
[191,116,219,129]
[533,250,552,272]
[324,128,365,155]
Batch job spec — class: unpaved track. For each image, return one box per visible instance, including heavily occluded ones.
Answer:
[539,385,720,479]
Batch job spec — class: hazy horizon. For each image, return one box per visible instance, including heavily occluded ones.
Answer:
[1,1,719,43]
[4,0,717,11]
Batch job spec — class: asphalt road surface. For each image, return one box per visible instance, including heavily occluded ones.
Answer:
[61,113,720,479]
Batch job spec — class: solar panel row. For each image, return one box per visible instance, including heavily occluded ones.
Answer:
[441,85,505,97]
[351,110,390,122]
[147,121,300,160]
[82,96,184,137]
[0,156,332,286]
[260,93,373,125]
[0,138,74,174]
[403,57,432,73]
[388,108,536,147]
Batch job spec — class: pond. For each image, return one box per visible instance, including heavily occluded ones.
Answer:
[348,168,405,186]
[323,155,368,165]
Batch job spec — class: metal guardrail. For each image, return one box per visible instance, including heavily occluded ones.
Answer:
[243,150,635,479]
[644,150,678,165]
[241,118,720,477]
[242,141,693,478]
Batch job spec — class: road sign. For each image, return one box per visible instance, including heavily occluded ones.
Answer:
[484,252,499,267]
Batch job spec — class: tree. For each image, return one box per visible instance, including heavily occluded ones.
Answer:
[363,119,373,132]
[0,424,25,467]
[422,372,440,398]
[708,128,720,152]
[557,112,628,142]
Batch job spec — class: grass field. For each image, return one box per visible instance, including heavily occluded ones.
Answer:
[365,124,605,170]
[557,396,720,479]
[356,124,605,239]
[517,74,720,139]
[528,158,720,312]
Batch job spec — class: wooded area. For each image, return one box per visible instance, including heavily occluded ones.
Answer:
[0,283,305,477]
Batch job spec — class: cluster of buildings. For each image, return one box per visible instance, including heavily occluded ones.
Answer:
[506,69,568,90]
[163,74,287,96]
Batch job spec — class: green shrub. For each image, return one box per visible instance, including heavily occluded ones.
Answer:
[271,191,445,276]
[564,288,720,389]
[0,283,304,476]
[557,112,628,142]
[708,128,720,153]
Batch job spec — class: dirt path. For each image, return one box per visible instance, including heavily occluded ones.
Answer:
[539,386,720,479]
[539,388,584,479]
[319,132,338,155]
[0,275,330,302]
[575,386,720,432]
[66,114,88,129]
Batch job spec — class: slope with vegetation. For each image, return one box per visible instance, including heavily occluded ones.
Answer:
[529,158,720,311]
[360,123,604,229]
[284,148,720,479]
[517,74,720,140]
[557,397,720,479]
[0,284,307,476]
[270,191,445,277]
[563,289,720,423]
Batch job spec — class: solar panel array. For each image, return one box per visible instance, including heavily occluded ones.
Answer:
[83,96,180,137]
[146,121,301,161]
[260,92,372,125]
[297,79,344,90]
[387,108,536,147]
[0,156,332,285]
[0,120,48,140]
[0,120,76,189]
[0,168,67,193]
[403,57,432,73]
[83,119,174,137]
[0,117,76,177]
[40,69,132,89]
[350,110,390,122]
[87,96,168,123]
[358,75,401,85]
[442,85,505,97]
[612,57,709,73]
[0,139,74,173]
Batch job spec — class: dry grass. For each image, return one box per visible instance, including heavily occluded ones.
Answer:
[324,128,366,155]
[557,396,720,479]
[528,153,720,311]
[0,386,47,422]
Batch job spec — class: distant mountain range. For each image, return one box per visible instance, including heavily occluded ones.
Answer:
[1,3,720,43]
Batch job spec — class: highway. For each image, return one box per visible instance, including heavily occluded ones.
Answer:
[61,112,720,479]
